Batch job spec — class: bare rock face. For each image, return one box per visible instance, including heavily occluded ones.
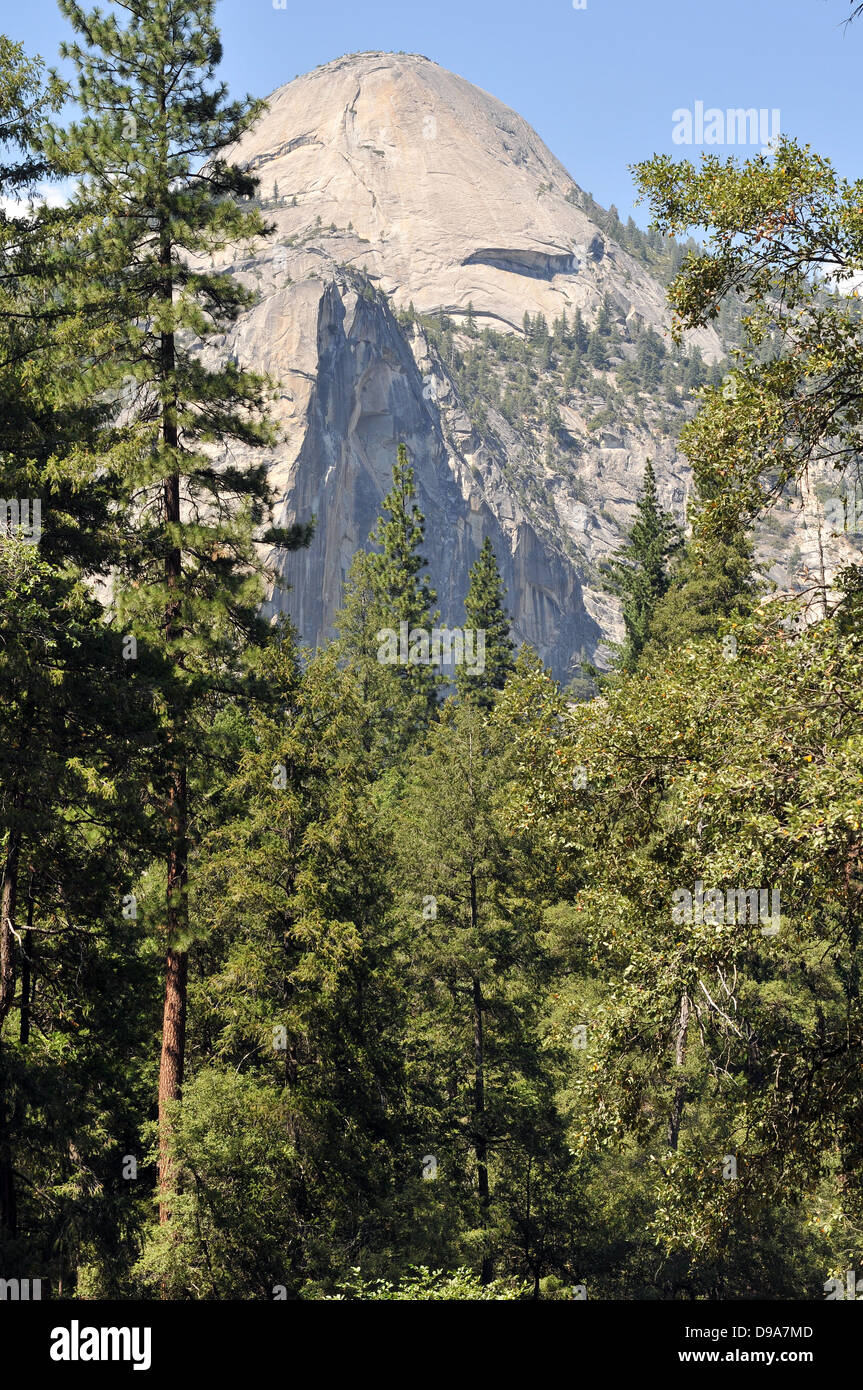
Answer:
[204,52,837,679]
[223,51,719,342]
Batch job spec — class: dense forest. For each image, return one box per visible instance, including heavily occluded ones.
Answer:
[2,0,863,1302]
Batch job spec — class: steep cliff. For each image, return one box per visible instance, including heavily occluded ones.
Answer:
[200,51,850,679]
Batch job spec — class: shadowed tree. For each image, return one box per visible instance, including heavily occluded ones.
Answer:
[44,0,312,1225]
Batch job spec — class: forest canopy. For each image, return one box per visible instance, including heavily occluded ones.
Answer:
[1,0,863,1304]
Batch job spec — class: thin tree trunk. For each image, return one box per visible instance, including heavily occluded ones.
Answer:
[19,872,34,1048]
[0,695,34,1240]
[0,877,37,1243]
[816,514,829,619]
[0,700,34,1031]
[667,991,690,1150]
[0,1100,15,1243]
[0,825,22,1240]
[472,973,491,1282]
[157,941,187,1222]
[0,827,21,1031]
[155,191,190,1220]
[470,865,492,1284]
[156,507,188,1221]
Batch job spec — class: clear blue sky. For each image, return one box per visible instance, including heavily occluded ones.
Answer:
[10,0,863,224]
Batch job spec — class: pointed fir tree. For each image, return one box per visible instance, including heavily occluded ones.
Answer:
[391,699,572,1286]
[366,443,438,674]
[587,328,608,369]
[134,635,408,1296]
[606,459,681,672]
[334,442,439,756]
[596,294,612,336]
[457,538,515,708]
[644,490,757,658]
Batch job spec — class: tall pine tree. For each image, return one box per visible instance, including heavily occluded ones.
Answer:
[44,0,312,1223]
[457,537,515,708]
[0,39,158,1269]
[335,442,439,755]
[607,459,681,672]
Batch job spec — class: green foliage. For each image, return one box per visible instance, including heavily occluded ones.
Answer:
[313,1266,529,1300]
[334,442,440,754]
[133,637,407,1295]
[389,697,581,1287]
[3,12,863,1307]
[605,460,681,671]
[645,516,756,657]
[134,1069,309,1298]
[457,537,515,707]
[634,136,863,542]
[0,34,163,1282]
[366,442,438,645]
[490,605,863,1296]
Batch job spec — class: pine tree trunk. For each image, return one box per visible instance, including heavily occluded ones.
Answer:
[469,867,492,1284]
[156,604,189,1221]
[18,870,34,1048]
[155,211,190,1220]
[157,942,187,1222]
[156,472,189,1221]
[472,975,492,1283]
[0,827,20,1030]
[0,830,18,1240]
[0,706,33,1238]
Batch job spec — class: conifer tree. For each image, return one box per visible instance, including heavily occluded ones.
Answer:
[44,0,312,1222]
[0,540,157,1282]
[367,445,436,632]
[645,505,756,658]
[393,700,571,1288]
[134,638,406,1297]
[457,537,515,708]
[572,308,588,353]
[0,39,158,1264]
[336,442,439,735]
[607,459,681,671]
[595,294,612,336]
[587,329,607,370]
